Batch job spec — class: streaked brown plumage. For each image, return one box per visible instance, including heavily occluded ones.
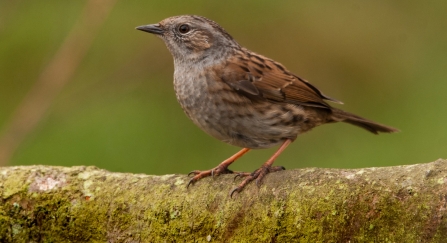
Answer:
[136,15,398,196]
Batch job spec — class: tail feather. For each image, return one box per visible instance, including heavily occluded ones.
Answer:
[330,108,399,134]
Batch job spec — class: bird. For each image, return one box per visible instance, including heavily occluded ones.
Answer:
[136,15,398,197]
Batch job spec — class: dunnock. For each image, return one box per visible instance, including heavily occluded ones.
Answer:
[136,15,398,197]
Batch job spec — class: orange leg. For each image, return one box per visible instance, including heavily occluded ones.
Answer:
[187,148,250,187]
[230,139,293,198]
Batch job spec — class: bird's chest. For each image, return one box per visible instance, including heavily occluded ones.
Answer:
[173,66,215,124]
[172,65,252,142]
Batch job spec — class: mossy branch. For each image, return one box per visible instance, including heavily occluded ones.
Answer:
[1,160,447,242]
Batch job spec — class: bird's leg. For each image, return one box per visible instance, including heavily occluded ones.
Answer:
[230,139,292,197]
[187,148,250,187]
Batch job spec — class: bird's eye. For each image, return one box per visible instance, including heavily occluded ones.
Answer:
[178,24,190,34]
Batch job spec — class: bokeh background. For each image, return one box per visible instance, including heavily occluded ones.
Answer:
[1,0,446,175]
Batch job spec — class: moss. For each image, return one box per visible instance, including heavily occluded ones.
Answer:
[0,191,105,242]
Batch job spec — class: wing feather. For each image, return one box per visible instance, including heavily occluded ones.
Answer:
[216,51,342,108]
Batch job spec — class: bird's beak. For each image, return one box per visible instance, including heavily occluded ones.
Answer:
[136,24,164,35]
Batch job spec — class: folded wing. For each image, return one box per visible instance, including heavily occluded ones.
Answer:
[217,51,343,109]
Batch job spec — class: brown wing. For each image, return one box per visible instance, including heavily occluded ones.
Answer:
[216,51,343,109]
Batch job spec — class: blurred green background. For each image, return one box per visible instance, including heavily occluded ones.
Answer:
[1,0,446,175]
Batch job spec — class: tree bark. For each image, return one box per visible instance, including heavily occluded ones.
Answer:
[1,159,447,242]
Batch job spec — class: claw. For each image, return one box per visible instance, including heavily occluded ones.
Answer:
[230,187,240,198]
[233,174,241,181]
[270,166,286,172]
[187,171,199,177]
[187,179,195,188]
[233,172,251,181]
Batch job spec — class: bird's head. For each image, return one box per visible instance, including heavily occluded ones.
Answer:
[137,15,239,62]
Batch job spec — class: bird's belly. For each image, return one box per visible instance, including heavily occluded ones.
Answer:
[174,76,303,149]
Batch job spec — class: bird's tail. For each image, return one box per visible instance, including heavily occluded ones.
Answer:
[330,108,399,134]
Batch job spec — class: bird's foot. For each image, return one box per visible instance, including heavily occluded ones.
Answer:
[230,165,285,198]
[187,164,235,187]
[187,148,251,188]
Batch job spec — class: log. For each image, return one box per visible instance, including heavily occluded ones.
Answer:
[1,159,446,242]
